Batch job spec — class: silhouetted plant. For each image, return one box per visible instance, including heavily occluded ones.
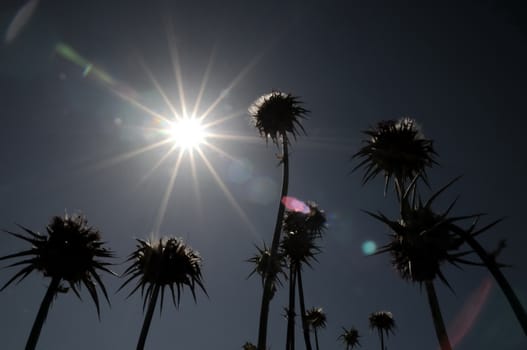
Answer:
[281,202,326,350]
[352,118,436,196]
[354,116,527,346]
[247,243,286,300]
[0,213,114,350]
[249,91,308,350]
[338,327,361,349]
[305,307,327,350]
[118,237,206,350]
[369,311,395,350]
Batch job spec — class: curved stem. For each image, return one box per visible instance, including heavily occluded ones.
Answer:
[286,265,296,350]
[258,136,290,350]
[451,226,527,335]
[297,266,313,350]
[425,280,452,350]
[25,277,61,350]
[137,285,160,350]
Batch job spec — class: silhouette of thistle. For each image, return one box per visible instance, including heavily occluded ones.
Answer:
[305,307,327,350]
[281,201,326,350]
[0,213,114,350]
[250,91,309,350]
[118,237,206,350]
[369,311,395,350]
[352,117,436,196]
[338,327,361,349]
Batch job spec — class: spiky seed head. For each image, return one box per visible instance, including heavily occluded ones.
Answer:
[369,311,395,337]
[280,230,320,266]
[371,181,478,286]
[338,327,361,349]
[306,307,327,330]
[352,117,436,189]
[283,201,327,237]
[249,91,308,144]
[119,237,206,309]
[247,243,285,299]
[0,213,114,314]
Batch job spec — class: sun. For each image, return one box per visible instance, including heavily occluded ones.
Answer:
[167,117,207,151]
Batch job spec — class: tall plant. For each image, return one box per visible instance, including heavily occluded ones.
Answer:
[118,237,206,350]
[249,91,308,350]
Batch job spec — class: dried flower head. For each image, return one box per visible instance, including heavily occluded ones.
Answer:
[0,213,114,315]
[247,243,286,299]
[119,237,206,309]
[306,307,327,330]
[283,201,327,237]
[370,178,483,287]
[369,311,395,337]
[281,230,320,267]
[338,326,361,349]
[249,91,308,144]
[353,118,437,193]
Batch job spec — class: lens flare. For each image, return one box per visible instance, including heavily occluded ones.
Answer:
[362,240,377,255]
[282,196,310,214]
[448,277,493,348]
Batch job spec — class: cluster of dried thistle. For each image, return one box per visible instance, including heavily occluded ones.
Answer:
[1,92,525,350]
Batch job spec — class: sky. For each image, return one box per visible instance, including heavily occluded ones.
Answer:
[1,0,527,349]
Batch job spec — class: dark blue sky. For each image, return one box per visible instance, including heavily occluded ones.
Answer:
[1,1,526,349]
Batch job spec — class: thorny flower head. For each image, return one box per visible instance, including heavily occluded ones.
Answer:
[369,311,396,337]
[370,178,486,287]
[338,326,361,349]
[0,213,114,315]
[306,307,327,330]
[119,237,206,310]
[283,201,327,238]
[352,118,437,194]
[249,91,308,145]
[247,243,286,299]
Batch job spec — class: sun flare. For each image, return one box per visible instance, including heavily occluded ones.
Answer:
[166,117,207,150]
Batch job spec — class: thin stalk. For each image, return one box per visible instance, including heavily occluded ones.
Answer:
[451,226,527,335]
[297,266,313,350]
[314,328,320,350]
[425,280,452,350]
[286,265,296,350]
[25,277,61,350]
[137,285,161,350]
[258,135,290,350]
[379,330,384,350]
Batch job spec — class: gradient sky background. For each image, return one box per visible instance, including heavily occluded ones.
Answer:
[1,0,527,349]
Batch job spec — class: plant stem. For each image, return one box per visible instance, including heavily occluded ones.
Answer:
[137,285,160,350]
[297,266,313,350]
[258,135,290,350]
[451,226,527,335]
[379,330,384,350]
[25,277,61,350]
[425,280,452,350]
[286,265,296,350]
[314,329,319,350]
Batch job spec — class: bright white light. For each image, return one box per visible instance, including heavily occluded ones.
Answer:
[169,118,206,150]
